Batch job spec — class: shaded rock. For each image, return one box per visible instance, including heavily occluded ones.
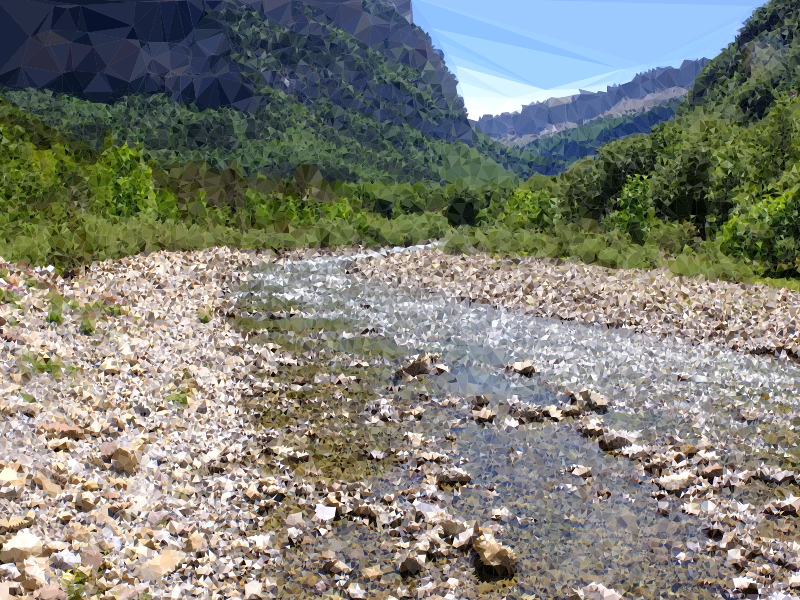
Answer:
[700,464,724,480]
[396,354,441,378]
[50,551,81,570]
[473,532,516,578]
[398,552,426,577]
[0,562,21,580]
[572,389,611,412]
[578,418,605,438]
[19,557,49,591]
[0,511,35,535]
[471,408,496,423]
[437,467,471,486]
[39,423,84,441]
[733,577,759,594]
[507,360,537,377]
[452,526,479,550]
[323,559,353,575]
[598,430,635,452]
[571,466,593,479]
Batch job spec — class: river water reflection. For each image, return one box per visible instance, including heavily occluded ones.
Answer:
[240,246,800,599]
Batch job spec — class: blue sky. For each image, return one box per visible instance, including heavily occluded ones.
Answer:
[411,0,767,119]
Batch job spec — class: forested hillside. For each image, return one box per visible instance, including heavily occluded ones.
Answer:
[456,0,800,284]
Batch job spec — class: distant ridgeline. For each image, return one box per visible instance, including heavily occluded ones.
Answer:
[459,58,715,178]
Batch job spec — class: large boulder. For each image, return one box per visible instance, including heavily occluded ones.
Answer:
[473,532,517,578]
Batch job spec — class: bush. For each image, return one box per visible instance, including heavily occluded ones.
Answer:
[602,174,655,244]
[494,188,563,231]
[444,187,487,226]
[717,184,800,276]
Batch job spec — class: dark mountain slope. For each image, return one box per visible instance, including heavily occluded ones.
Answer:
[0,0,472,143]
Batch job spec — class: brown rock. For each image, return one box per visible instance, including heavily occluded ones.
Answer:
[437,467,471,486]
[111,446,140,474]
[40,423,84,441]
[31,472,61,498]
[18,557,49,592]
[700,464,724,480]
[473,532,517,578]
[323,559,353,575]
[0,510,35,535]
[398,553,426,577]
[0,530,43,563]
[598,430,635,452]
[184,533,208,553]
[471,408,496,423]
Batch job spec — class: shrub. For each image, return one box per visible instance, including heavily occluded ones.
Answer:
[718,184,800,276]
[602,174,656,244]
[496,188,564,231]
[444,187,487,226]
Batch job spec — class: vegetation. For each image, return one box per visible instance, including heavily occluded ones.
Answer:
[2,0,800,294]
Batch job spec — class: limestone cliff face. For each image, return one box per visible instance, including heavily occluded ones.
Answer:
[0,0,472,143]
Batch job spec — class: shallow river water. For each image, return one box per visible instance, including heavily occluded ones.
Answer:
[239,245,800,599]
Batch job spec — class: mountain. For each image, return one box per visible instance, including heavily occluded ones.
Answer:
[472,58,710,145]
[0,0,472,144]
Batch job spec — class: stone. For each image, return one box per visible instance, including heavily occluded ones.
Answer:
[436,467,471,486]
[315,504,337,523]
[574,583,624,600]
[396,354,440,378]
[440,519,467,538]
[598,430,635,452]
[31,473,61,498]
[137,550,186,582]
[572,466,593,478]
[323,560,352,575]
[39,423,84,441]
[452,526,478,550]
[0,511,35,535]
[0,530,43,564]
[33,583,66,600]
[244,581,263,599]
[111,447,140,474]
[80,550,103,570]
[0,563,20,580]
[732,577,759,594]
[507,360,536,377]
[576,390,610,412]
[50,551,80,571]
[473,532,516,578]
[578,418,605,438]
[398,553,425,577]
[656,471,694,492]
[471,408,496,423]
[184,534,208,553]
[19,557,49,591]
[700,464,724,480]
[74,492,98,512]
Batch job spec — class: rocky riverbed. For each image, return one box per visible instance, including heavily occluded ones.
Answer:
[1,244,800,600]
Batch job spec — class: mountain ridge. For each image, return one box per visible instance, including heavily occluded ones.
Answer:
[472,58,710,143]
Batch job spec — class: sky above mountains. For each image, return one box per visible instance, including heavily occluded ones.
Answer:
[411,0,766,119]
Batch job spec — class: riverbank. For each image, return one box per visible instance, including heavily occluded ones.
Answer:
[349,247,800,363]
[2,244,800,600]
